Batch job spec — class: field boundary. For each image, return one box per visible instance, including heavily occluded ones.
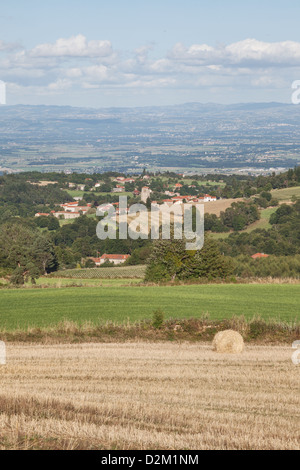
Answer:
[1,316,299,345]
[50,265,147,279]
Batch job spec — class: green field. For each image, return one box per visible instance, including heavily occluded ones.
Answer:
[242,207,277,233]
[210,207,277,240]
[50,265,146,279]
[67,190,133,198]
[0,284,299,330]
[271,186,300,201]
[37,278,142,287]
[171,179,226,188]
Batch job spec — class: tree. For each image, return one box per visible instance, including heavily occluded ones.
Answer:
[85,258,96,268]
[232,214,247,231]
[146,197,152,210]
[100,182,112,193]
[145,237,233,282]
[32,235,59,274]
[47,216,60,231]
[0,222,58,284]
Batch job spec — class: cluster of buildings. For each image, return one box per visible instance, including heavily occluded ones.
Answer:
[68,183,86,191]
[66,176,219,206]
[160,194,217,205]
[111,177,136,193]
[113,177,136,184]
[35,201,92,220]
[68,176,138,194]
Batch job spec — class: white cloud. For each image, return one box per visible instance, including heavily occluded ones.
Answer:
[30,34,113,58]
[251,75,286,88]
[3,36,300,102]
[48,79,72,91]
[123,77,177,89]
[169,39,300,67]
[64,68,83,78]
[149,59,172,73]
[84,65,109,81]
[226,39,300,66]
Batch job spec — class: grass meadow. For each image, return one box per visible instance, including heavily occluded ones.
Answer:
[50,265,146,279]
[271,186,300,201]
[0,283,299,330]
[211,207,278,240]
[66,190,133,198]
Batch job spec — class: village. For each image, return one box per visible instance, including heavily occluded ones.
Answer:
[34,174,218,220]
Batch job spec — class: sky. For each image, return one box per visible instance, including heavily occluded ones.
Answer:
[1,0,300,107]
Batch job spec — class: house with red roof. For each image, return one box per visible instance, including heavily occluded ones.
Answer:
[203,194,217,202]
[60,202,90,214]
[114,177,126,182]
[112,185,125,193]
[172,195,193,203]
[88,254,130,266]
[35,213,50,217]
[251,253,270,259]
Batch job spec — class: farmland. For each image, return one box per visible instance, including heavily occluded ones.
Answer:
[271,186,300,201]
[210,207,277,239]
[67,190,134,199]
[1,104,300,174]
[203,198,244,216]
[0,284,299,331]
[0,343,298,450]
[50,265,146,279]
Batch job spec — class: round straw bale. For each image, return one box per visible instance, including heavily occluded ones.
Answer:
[212,330,244,354]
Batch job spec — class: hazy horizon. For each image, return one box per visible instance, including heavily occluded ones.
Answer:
[0,100,296,110]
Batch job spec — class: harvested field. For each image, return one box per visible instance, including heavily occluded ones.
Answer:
[0,342,299,450]
[203,198,243,216]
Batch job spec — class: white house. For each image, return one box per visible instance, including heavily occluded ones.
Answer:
[89,254,130,266]
[203,194,217,202]
[53,211,81,220]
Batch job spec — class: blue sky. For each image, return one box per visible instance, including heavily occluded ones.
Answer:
[1,0,300,107]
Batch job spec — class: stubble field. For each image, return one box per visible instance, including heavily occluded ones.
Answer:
[0,342,299,450]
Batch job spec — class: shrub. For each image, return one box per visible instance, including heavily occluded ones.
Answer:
[85,259,96,268]
[152,309,165,329]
